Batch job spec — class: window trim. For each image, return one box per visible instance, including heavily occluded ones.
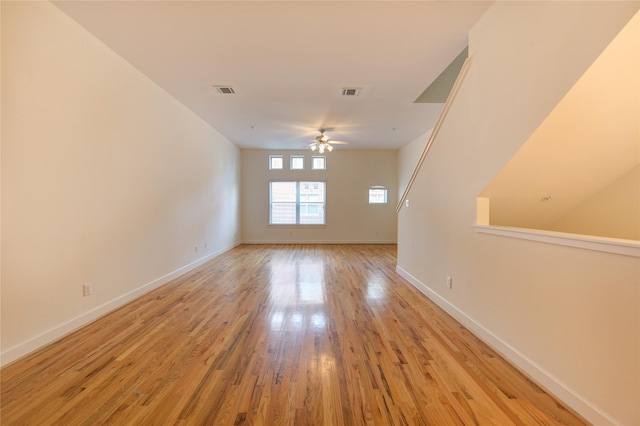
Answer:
[269,180,326,225]
[269,155,284,170]
[368,186,388,204]
[290,155,305,170]
[312,156,326,170]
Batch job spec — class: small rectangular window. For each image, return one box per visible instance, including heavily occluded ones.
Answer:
[312,156,326,170]
[369,187,387,204]
[290,156,304,170]
[269,155,284,170]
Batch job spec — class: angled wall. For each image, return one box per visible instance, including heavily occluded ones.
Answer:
[549,165,640,240]
[480,10,639,239]
[397,2,639,424]
[1,2,241,365]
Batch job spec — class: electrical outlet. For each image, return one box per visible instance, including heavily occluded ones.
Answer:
[195,245,198,253]
[446,276,453,289]
[83,282,93,297]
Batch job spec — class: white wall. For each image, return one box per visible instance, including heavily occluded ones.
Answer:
[398,129,431,198]
[397,2,639,425]
[242,149,397,243]
[1,1,241,365]
[549,166,640,240]
[480,9,639,236]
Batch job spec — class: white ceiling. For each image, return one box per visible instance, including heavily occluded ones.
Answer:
[53,1,492,150]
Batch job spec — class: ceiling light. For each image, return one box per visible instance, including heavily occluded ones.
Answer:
[309,141,334,153]
[308,129,347,153]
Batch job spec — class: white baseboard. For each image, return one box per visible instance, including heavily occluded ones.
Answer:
[395,265,620,426]
[1,242,240,367]
[241,240,397,244]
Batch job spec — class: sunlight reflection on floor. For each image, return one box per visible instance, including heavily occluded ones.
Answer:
[268,257,327,333]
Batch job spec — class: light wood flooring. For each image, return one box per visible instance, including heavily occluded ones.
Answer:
[1,244,588,425]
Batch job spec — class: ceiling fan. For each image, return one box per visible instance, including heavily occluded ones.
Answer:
[308,129,349,153]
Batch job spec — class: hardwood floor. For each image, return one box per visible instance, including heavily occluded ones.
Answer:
[1,244,587,425]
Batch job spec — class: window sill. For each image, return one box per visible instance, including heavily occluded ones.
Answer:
[472,225,640,258]
[269,224,326,228]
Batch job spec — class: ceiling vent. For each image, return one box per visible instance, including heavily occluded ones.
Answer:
[214,86,236,95]
[342,87,361,96]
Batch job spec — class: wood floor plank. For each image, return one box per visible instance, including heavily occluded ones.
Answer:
[1,244,588,425]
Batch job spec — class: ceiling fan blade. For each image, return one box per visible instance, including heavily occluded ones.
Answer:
[306,129,348,147]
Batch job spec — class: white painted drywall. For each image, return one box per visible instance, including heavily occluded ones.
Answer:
[241,149,397,243]
[398,3,640,425]
[549,165,640,240]
[1,2,241,364]
[481,10,639,235]
[398,129,432,199]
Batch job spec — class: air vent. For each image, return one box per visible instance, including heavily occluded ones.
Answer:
[214,86,236,95]
[342,87,361,96]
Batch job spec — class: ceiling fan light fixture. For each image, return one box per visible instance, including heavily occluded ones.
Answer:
[309,129,347,153]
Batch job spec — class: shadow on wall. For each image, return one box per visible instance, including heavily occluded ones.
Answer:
[478,12,640,241]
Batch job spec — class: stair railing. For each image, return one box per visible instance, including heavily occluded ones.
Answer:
[396,57,472,213]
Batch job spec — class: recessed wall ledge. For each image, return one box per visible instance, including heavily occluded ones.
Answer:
[472,224,640,258]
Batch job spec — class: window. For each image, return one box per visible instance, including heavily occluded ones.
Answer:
[269,155,284,170]
[312,156,326,170]
[290,156,304,170]
[369,187,387,204]
[270,181,325,225]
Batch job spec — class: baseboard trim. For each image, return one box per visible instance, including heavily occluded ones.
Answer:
[395,265,620,426]
[1,242,240,368]
[241,240,397,244]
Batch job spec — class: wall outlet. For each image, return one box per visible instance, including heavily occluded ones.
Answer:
[405,199,410,207]
[195,245,198,253]
[83,282,93,297]
[446,276,453,289]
